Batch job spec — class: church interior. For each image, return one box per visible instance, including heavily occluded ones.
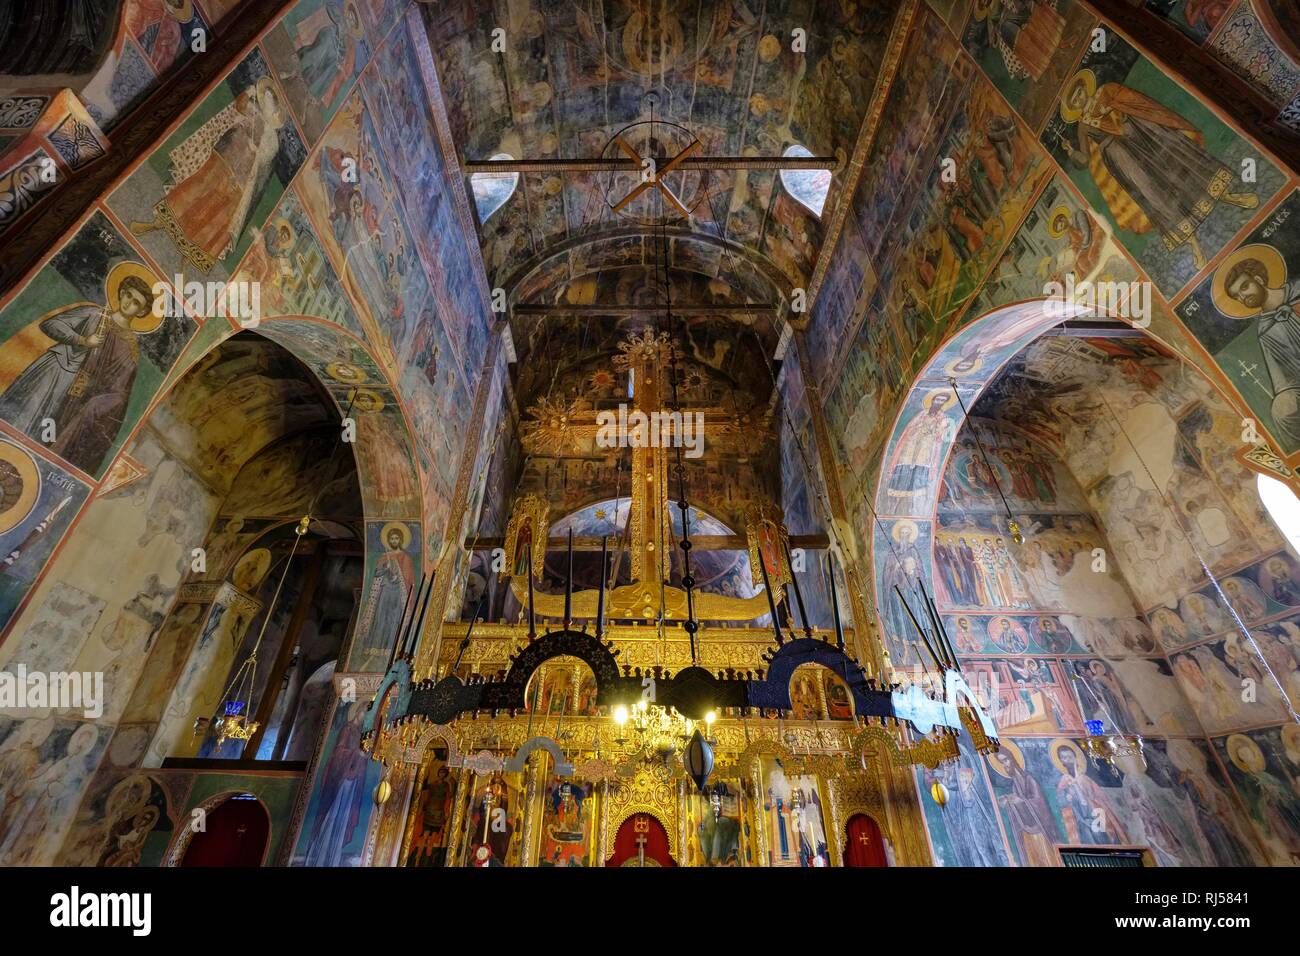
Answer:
[1,0,1300,877]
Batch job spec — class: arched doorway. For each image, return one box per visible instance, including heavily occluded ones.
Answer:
[843,813,888,867]
[178,794,270,867]
[607,813,676,867]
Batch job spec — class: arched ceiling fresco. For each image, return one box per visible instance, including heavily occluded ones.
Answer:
[419,0,903,409]
[148,332,342,496]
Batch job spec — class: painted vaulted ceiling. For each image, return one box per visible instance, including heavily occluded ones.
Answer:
[419,0,902,410]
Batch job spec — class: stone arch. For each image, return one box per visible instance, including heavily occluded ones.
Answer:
[502,226,797,306]
[148,317,426,673]
[869,297,1270,671]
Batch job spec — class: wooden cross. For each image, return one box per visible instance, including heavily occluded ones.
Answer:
[610,137,701,216]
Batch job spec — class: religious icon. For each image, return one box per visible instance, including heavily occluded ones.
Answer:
[1224,732,1300,863]
[128,0,197,72]
[362,522,414,649]
[885,391,957,502]
[985,739,1060,867]
[788,668,822,720]
[301,704,373,867]
[1055,68,1257,269]
[971,0,1066,83]
[1048,737,1125,845]
[292,0,365,110]
[405,750,456,868]
[823,672,854,720]
[539,778,593,866]
[467,773,517,867]
[0,261,163,475]
[694,781,742,866]
[988,615,1030,653]
[762,758,828,867]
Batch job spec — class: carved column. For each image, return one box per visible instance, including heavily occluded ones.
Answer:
[597,780,609,866]
[751,765,767,867]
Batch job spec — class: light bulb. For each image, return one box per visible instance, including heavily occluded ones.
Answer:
[614,704,629,726]
[704,710,716,726]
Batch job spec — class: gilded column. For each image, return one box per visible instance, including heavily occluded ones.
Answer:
[751,767,767,867]
[597,780,609,866]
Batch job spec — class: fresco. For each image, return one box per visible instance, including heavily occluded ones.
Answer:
[264,0,370,146]
[0,425,218,746]
[107,47,309,282]
[958,0,1097,131]
[0,0,511,873]
[291,697,382,866]
[55,768,185,867]
[296,92,429,376]
[985,737,1256,866]
[0,717,111,865]
[348,519,420,672]
[0,212,195,478]
[918,734,1012,867]
[422,0,894,301]
[363,15,491,384]
[228,188,364,335]
[1177,190,1300,454]
[1040,27,1284,297]
[886,344,1278,865]
[1216,724,1300,864]
[0,433,91,633]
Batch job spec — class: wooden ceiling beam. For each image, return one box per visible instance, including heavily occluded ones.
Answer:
[465,533,830,552]
[462,155,838,174]
[511,303,778,317]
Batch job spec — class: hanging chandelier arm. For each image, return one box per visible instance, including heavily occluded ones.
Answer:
[893,583,944,675]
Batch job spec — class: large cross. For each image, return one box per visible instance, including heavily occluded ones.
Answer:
[610,136,701,216]
[612,330,677,591]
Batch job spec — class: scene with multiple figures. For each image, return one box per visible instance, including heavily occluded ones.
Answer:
[0,0,1296,937]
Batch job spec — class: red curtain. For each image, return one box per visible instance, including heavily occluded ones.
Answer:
[180,796,270,867]
[605,813,676,867]
[843,813,887,867]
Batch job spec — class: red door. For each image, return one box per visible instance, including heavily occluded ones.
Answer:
[180,795,270,866]
[606,813,676,867]
[843,813,888,867]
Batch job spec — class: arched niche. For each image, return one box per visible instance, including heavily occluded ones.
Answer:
[165,790,271,867]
